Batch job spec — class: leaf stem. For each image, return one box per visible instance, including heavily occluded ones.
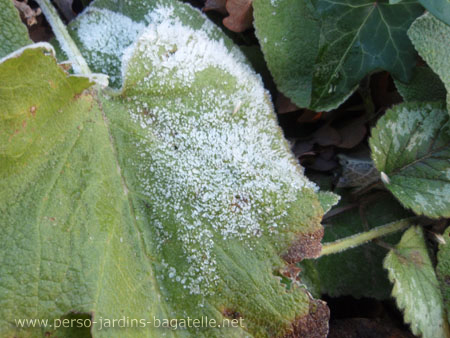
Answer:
[35,0,91,75]
[319,218,414,257]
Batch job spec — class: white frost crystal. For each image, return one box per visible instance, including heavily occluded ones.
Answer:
[77,2,320,295]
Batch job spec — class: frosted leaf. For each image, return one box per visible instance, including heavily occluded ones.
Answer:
[369,102,450,218]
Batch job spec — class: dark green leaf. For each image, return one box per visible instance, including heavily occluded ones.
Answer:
[394,66,447,103]
[301,193,411,300]
[417,0,450,26]
[253,0,423,111]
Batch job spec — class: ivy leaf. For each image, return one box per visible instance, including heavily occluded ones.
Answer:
[408,12,450,113]
[437,226,450,323]
[369,102,450,218]
[301,192,412,300]
[253,0,423,111]
[0,0,32,58]
[0,1,336,336]
[417,0,450,26]
[394,66,447,103]
[384,226,450,338]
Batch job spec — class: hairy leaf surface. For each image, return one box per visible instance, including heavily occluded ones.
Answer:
[384,226,450,338]
[437,226,450,323]
[408,12,450,113]
[0,0,32,58]
[394,66,447,103]
[369,102,450,218]
[0,1,334,336]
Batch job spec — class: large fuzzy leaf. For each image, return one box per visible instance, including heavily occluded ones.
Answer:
[369,102,450,218]
[301,193,412,300]
[437,226,450,323]
[0,0,31,58]
[253,0,423,111]
[0,1,334,336]
[408,12,450,113]
[384,226,450,338]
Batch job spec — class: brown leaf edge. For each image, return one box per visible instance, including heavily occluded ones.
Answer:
[284,299,330,338]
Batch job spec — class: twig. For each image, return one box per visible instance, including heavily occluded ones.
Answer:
[35,0,91,75]
[319,218,414,257]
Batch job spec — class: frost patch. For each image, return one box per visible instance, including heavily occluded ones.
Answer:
[75,8,145,86]
[119,3,318,295]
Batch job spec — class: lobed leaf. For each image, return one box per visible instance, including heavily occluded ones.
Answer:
[253,0,423,111]
[384,226,450,338]
[369,102,450,218]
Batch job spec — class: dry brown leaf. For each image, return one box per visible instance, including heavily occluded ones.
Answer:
[336,116,367,149]
[14,0,41,26]
[276,92,300,114]
[313,124,341,147]
[223,0,253,32]
[297,110,323,123]
[203,0,227,15]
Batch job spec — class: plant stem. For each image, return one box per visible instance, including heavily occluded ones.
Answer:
[35,0,91,75]
[319,218,413,257]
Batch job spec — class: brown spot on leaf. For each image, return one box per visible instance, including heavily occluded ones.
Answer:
[409,250,424,267]
[221,308,242,320]
[283,227,324,263]
[284,299,329,338]
[30,106,37,117]
[280,264,302,280]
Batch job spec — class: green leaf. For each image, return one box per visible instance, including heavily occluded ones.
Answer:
[253,0,423,111]
[408,12,450,113]
[68,0,237,88]
[0,1,335,335]
[394,66,447,103]
[369,102,450,218]
[0,0,32,58]
[437,226,450,323]
[384,226,450,338]
[417,0,450,26]
[301,193,411,300]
